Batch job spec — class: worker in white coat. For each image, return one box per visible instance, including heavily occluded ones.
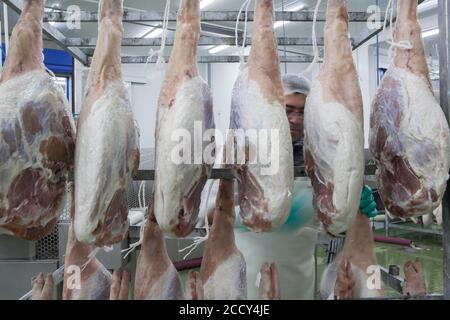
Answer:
[235,74,378,300]
[233,74,318,300]
[198,74,377,300]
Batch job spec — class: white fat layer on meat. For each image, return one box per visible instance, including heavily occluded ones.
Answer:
[154,76,209,234]
[144,266,183,300]
[232,67,294,228]
[304,81,364,236]
[435,205,443,226]
[320,260,383,300]
[422,211,433,226]
[387,68,449,208]
[68,266,112,300]
[74,80,139,244]
[0,70,74,227]
[203,252,247,300]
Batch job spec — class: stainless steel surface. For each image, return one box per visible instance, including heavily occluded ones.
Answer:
[380,266,404,294]
[0,260,58,300]
[36,225,59,260]
[2,0,88,65]
[438,0,450,301]
[43,10,385,23]
[0,235,35,260]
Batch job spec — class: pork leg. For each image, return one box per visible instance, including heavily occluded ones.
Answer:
[74,0,140,246]
[304,0,365,236]
[230,0,294,232]
[0,0,75,240]
[154,0,214,237]
[200,179,247,300]
[369,0,450,218]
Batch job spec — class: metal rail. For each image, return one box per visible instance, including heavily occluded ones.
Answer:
[63,36,340,48]
[438,0,450,301]
[387,222,443,236]
[100,55,317,65]
[130,165,375,181]
[2,0,88,65]
[43,10,385,23]
[352,0,425,50]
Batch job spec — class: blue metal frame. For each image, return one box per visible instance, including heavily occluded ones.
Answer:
[1,45,73,74]
[1,44,73,103]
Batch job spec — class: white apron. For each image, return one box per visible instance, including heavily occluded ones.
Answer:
[199,178,319,300]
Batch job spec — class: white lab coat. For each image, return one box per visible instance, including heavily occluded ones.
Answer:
[199,178,319,300]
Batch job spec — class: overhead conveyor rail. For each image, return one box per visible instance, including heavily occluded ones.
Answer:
[42,10,386,23]
[104,55,317,64]
[2,0,89,66]
[61,36,347,47]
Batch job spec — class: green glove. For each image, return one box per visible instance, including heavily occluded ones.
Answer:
[360,185,378,218]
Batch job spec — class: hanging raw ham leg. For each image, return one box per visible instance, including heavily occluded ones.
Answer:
[369,0,450,218]
[403,258,427,296]
[74,0,140,246]
[200,179,247,300]
[304,0,365,236]
[0,0,76,240]
[320,212,384,299]
[185,271,204,300]
[258,262,281,300]
[134,205,184,300]
[109,270,131,300]
[31,273,54,300]
[63,189,112,300]
[154,0,215,237]
[230,0,293,232]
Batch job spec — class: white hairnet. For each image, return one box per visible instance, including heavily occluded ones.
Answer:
[282,74,311,96]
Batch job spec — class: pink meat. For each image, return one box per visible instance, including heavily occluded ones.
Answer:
[0,0,76,240]
[369,0,450,218]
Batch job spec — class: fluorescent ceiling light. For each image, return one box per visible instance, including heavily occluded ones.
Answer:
[144,27,163,38]
[209,45,229,54]
[422,28,439,38]
[418,0,437,13]
[274,2,305,28]
[200,0,216,10]
[274,21,290,29]
[46,3,60,26]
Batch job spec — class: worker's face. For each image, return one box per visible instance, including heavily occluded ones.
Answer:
[285,93,306,143]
